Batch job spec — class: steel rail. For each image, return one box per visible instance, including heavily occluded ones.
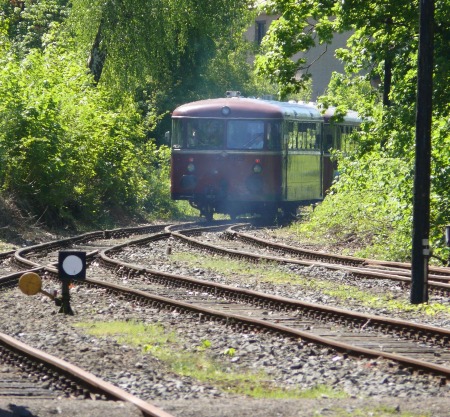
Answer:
[13,224,170,269]
[171,229,450,294]
[230,226,450,276]
[43,264,450,382]
[0,249,15,260]
[0,332,174,417]
[0,268,46,290]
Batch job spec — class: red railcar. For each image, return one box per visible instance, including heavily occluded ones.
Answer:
[170,95,360,221]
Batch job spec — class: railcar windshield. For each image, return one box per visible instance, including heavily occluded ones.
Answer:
[227,120,264,149]
[171,118,281,150]
[186,119,224,149]
[227,120,281,150]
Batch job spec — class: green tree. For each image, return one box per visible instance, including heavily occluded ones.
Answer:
[0,0,263,225]
[256,0,450,261]
[67,0,258,143]
[0,21,169,225]
[1,0,69,54]
[68,0,254,95]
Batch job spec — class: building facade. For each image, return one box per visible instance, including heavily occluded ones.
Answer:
[245,12,350,100]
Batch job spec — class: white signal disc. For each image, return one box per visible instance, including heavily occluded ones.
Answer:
[62,255,84,276]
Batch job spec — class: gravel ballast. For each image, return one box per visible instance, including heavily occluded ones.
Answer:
[1,227,450,416]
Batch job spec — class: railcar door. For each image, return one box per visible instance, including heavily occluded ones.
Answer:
[282,121,322,203]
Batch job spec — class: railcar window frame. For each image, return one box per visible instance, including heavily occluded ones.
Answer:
[340,125,358,153]
[171,119,183,149]
[185,119,225,150]
[283,120,321,151]
[172,118,283,151]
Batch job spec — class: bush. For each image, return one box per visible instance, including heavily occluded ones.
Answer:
[0,31,174,225]
[299,152,414,261]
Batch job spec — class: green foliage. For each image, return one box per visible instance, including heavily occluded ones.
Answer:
[197,339,212,351]
[0,25,172,224]
[223,347,236,357]
[301,154,414,261]
[66,0,261,154]
[428,114,450,260]
[319,73,380,119]
[198,26,258,98]
[68,0,255,97]
[5,0,69,54]
[254,0,336,98]
[301,112,450,261]
[0,0,280,228]
[0,0,265,227]
[257,0,450,260]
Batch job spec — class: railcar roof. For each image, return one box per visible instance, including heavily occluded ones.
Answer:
[323,107,361,124]
[172,97,322,121]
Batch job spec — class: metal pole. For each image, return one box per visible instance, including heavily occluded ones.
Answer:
[59,280,74,315]
[410,0,434,304]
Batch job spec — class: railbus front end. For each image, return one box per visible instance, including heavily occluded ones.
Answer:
[170,97,325,221]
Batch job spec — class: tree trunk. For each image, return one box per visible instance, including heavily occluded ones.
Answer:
[87,22,107,84]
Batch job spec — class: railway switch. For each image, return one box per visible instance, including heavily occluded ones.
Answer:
[18,272,59,304]
[57,251,87,315]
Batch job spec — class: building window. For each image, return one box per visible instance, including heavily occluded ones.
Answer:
[255,21,266,44]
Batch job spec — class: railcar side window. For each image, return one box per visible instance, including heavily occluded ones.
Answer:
[298,123,306,149]
[341,125,357,152]
[171,119,182,149]
[333,127,342,150]
[227,120,265,150]
[288,122,297,149]
[330,125,358,152]
[186,120,224,149]
[286,122,320,151]
[323,125,334,152]
[312,123,321,150]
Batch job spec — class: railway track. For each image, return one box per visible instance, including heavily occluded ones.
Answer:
[171,224,450,294]
[0,356,63,400]
[228,225,450,280]
[2,221,450,414]
[13,223,449,381]
[0,332,173,417]
[0,224,178,417]
[98,227,450,378]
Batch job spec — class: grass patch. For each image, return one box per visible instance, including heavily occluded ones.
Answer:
[315,405,431,417]
[0,241,14,251]
[74,320,346,399]
[171,252,450,317]
[173,252,295,284]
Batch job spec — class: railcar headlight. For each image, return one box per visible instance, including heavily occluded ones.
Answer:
[187,163,195,173]
[253,163,262,174]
